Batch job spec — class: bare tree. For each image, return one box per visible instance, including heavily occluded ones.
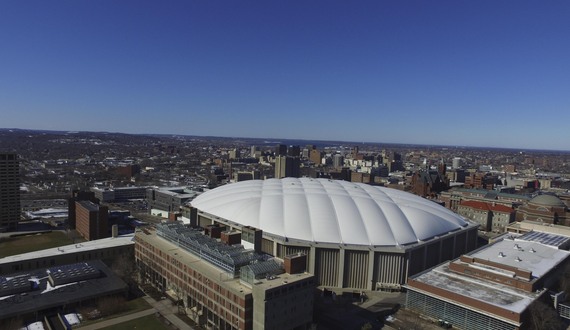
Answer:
[559,263,570,294]
[98,295,128,316]
[361,322,373,330]
[0,317,23,330]
[528,301,565,330]
[111,252,137,280]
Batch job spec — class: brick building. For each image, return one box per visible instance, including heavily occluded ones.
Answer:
[309,149,322,165]
[457,200,515,232]
[68,190,99,229]
[515,194,568,225]
[115,164,141,178]
[464,172,500,190]
[135,223,315,330]
[75,201,109,241]
[439,188,529,213]
[410,170,449,198]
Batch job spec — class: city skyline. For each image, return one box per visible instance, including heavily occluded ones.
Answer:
[1,1,569,150]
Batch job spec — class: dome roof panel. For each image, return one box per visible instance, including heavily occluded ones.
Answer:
[283,193,313,242]
[401,206,461,241]
[305,193,341,243]
[329,194,369,245]
[351,197,398,246]
[258,194,285,236]
[191,178,469,247]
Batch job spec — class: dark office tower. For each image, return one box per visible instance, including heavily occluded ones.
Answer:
[438,160,447,176]
[275,144,287,156]
[68,190,99,229]
[0,152,20,231]
[288,145,301,157]
[275,156,301,179]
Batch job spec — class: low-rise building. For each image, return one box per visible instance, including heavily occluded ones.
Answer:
[515,194,569,225]
[406,232,570,330]
[146,186,201,216]
[135,223,315,330]
[0,260,127,322]
[439,188,529,213]
[0,234,134,275]
[91,186,148,202]
[457,201,515,232]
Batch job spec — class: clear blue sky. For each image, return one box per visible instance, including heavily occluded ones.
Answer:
[1,1,569,150]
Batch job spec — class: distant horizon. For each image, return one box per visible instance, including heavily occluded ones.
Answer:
[2,2,569,152]
[3,127,569,154]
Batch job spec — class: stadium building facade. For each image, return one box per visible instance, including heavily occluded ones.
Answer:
[189,178,479,291]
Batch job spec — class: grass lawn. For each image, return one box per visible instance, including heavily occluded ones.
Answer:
[0,231,76,258]
[75,297,153,328]
[103,315,172,330]
[125,297,153,313]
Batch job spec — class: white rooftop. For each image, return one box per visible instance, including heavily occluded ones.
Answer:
[191,178,471,246]
[0,234,135,265]
[470,237,570,278]
[26,208,68,218]
[410,237,570,315]
[411,263,541,315]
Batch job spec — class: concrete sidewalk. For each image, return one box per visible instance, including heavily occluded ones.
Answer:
[142,295,194,330]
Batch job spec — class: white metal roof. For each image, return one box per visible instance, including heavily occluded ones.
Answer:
[471,237,569,278]
[191,178,469,246]
[0,234,134,265]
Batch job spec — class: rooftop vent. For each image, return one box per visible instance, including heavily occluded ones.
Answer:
[529,248,536,253]
[515,257,522,262]
[498,252,505,258]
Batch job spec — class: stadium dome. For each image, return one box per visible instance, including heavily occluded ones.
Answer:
[191,178,468,247]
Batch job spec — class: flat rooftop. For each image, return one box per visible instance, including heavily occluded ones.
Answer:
[0,260,127,320]
[467,237,570,278]
[136,228,252,297]
[409,238,570,315]
[77,200,99,212]
[516,231,570,249]
[0,234,134,266]
[153,187,200,199]
[409,263,540,315]
[26,208,68,219]
[252,271,314,292]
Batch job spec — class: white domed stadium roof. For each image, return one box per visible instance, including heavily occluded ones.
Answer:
[191,178,469,246]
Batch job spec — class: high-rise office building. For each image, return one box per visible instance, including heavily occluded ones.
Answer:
[250,146,261,158]
[332,154,344,169]
[287,145,300,157]
[75,201,109,241]
[274,156,300,179]
[0,152,20,231]
[68,190,99,229]
[275,144,287,156]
